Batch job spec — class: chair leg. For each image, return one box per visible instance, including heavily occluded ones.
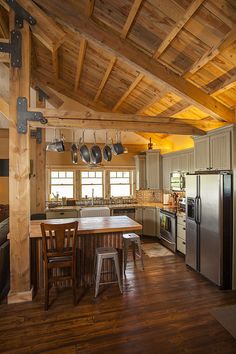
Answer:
[72,264,77,306]
[114,254,122,294]
[132,241,136,263]
[44,268,49,311]
[137,239,144,270]
[95,255,103,298]
[123,241,128,275]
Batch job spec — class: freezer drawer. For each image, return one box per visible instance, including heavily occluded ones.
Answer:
[186,219,198,271]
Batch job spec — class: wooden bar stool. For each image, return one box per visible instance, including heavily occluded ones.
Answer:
[94,247,122,298]
[123,233,144,274]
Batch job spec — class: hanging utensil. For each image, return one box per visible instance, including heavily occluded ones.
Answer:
[103,131,112,161]
[112,131,124,155]
[91,131,102,164]
[71,131,78,164]
[79,130,91,164]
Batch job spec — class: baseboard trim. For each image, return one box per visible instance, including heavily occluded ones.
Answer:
[7,287,34,304]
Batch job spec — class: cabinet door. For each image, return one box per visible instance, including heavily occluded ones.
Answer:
[210,131,231,170]
[194,137,210,171]
[143,207,156,236]
[171,155,180,172]
[179,153,188,172]
[135,155,146,190]
[146,151,160,189]
[135,208,143,235]
[162,157,171,190]
[188,151,194,173]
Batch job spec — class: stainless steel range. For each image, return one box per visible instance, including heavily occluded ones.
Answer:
[159,208,176,252]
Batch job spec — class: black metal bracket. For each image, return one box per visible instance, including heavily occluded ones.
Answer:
[0,30,22,67]
[17,97,48,134]
[30,128,42,144]
[6,0,37,29]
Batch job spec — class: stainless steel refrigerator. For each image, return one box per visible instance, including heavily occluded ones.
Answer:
[185,172,232,289]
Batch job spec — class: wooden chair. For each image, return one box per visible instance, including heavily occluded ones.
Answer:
[40,221,78,310]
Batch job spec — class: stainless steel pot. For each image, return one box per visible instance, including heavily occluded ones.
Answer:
[103,132,112,161]
[79,131,91,164]
[91,132,102,164]
[112,131,124,155]
[71,143,78,164]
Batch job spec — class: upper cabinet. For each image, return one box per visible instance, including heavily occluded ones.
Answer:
[146,150,161,189]
[135,154,146,190]
[194,128,231,171]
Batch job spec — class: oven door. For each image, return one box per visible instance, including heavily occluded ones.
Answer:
[160,212,176,249]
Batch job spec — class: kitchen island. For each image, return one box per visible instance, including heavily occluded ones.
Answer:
[30,216,142,291]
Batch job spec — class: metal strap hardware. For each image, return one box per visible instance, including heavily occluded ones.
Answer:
[0,30,22,67]
[6,0,37,28]
[30,128,42,144]
[17,97,48,134]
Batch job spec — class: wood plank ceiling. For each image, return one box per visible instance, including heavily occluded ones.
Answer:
[0,0,236,142]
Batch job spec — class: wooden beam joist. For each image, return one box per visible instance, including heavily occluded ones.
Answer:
[0,95,9,119]
[153,0,205,59]
[112,73,144,112]
[34,1,235,123]
[94,56,116,102]
[74,38,87,91]
[17,0,65,52]
[185,28,236,76]
[120,0,143,39]
[85,0,95,17]
[31,79,64,108]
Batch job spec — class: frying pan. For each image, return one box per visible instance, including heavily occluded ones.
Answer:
[103,132,112,161]
[91,132,102,164]
[71,143,78,164]
[112,131,125,155]
[79,131,91,164]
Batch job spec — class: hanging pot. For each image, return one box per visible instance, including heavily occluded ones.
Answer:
[71,131,78,164]
[103,132,112,162]
[112,131,125,155]
[91,132,102,164]
[46,129,65,152]
[79,131,91,164]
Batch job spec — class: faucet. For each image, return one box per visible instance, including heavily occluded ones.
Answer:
[91,188,94,206]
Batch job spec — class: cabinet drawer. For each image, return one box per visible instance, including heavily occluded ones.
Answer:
[177,214,186,226]
[177,236,186,254]
[46,210,78,219]
[177,223,186,241]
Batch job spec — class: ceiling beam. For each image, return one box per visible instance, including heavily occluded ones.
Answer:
[112,73,144,112]
[210,74,236,96]
[74,38,87,92]
[185,28,236,77]
[31,79,64,108]
[33,0,234,123]
[52,48,59,80]
[0,96,9,119]
[94,56,116,102]
[85,0,95,17]
[17,0,66,52]
[120,0,143,39]
[153,0,205,60]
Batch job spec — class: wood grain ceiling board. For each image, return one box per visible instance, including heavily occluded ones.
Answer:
[172,105,209,120]
[214,88,236,108]
[203,0,236,29]
[143,92,183,116]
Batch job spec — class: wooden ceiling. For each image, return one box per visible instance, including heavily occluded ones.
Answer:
[0,0,235,140]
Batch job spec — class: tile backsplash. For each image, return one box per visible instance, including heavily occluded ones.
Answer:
[136,189,163,203]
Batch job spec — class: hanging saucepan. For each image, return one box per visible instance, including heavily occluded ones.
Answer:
[79,131,91,164]
[91,131,102,165]
[71,132,78,164]
[112,131,125,155]
[46,128,65,152]
[103,132,112,162]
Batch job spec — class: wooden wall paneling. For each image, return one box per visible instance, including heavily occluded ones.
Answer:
[8,11,32,303]
[120,0,143,39]
[33,1,235,123]
[153,0,205,59]
[74,38,87,91]
[94,56,116,101]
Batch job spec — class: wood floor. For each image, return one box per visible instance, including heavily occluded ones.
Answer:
[0,242,236,354]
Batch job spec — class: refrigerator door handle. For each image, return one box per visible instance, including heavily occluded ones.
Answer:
[194,197,198,223]
[198,197,201,224]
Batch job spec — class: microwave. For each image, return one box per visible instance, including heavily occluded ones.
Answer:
[170,171,185,191]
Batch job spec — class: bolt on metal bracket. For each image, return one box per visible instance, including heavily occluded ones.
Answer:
[0,30,22,67]
[30,128,42,144]
[6,0,37,29]
[17,97,48,134]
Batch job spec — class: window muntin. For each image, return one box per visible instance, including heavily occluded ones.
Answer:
[50,171,74,199]
[110,171,132,197]
[81,171,103,198]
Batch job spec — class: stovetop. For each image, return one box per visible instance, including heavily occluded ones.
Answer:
[160,206,186,215]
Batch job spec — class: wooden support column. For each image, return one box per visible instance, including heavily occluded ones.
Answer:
[35,91,46,214]
[8,11,32,303]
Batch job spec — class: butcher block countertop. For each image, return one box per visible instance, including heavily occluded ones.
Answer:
[30,216,142,238]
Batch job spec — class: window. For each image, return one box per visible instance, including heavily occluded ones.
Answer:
[110,171,132,197]
[50,171,74,199]
[81,171,103,198]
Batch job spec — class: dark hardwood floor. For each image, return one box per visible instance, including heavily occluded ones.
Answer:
[0,241,236,354]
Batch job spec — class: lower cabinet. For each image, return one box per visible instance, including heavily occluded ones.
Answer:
[177,214,186,255]
[46,210,78,219]
[135,207,160,237]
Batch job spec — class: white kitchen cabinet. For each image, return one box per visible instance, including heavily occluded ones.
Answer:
[194,136,210,171]
[134,154,146,190]
[146,150,161,189]
[142,207,157,236]
[171,155,180,172]
[194,128,231,171]
[135,207,143,235]
[188,151,195,173]
[179,153,189,172]
[177,214,186,255]
[210,131,231,170]
[162,156,172,190]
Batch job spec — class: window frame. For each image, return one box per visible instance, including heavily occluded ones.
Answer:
[80,170,104,199]
[109,170,133,198]
[48,169,75,200]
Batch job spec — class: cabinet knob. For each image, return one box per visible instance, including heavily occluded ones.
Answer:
[60,212,65,215]
[183,227,186,230]
[183,241,186,245]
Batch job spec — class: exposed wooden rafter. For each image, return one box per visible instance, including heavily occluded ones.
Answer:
[85,0,95,17]
[0,10,8,38]
[153,0,205,60]
[0,95,9,119]
[33,1,235,123]
[185,28,236,77]
[74,38,87,92]
[94,56,116,102]
[112,73,144,112]
[120,0,143,39]
[210,74,236,96]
